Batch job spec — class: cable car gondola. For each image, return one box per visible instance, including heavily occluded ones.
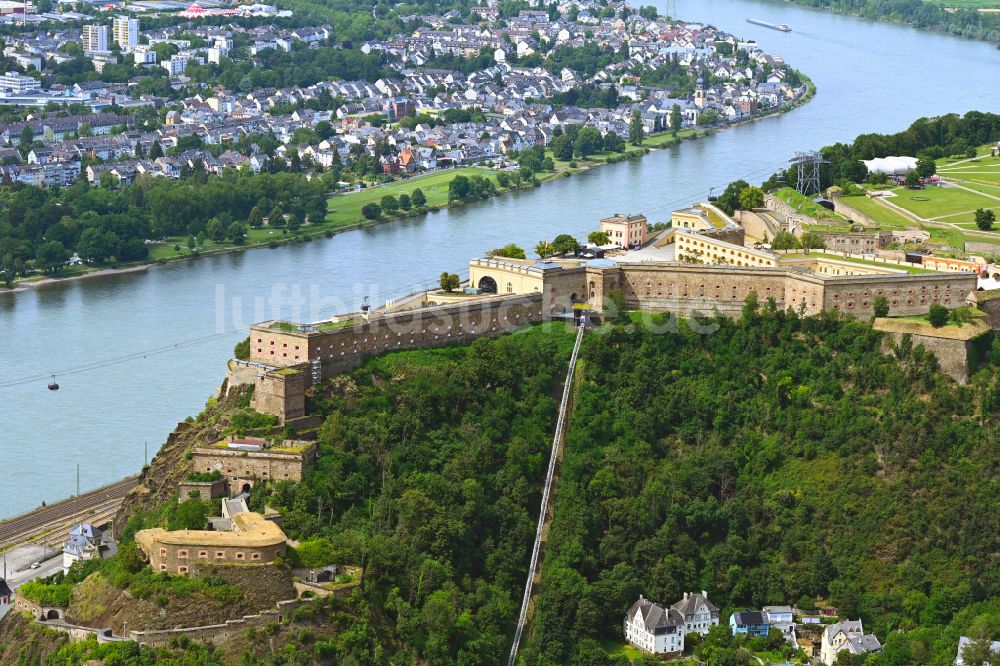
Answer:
[48,375,59,391]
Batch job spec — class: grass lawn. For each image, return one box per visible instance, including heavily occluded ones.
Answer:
[774,188,844,220]
[886,186,1000,220]
[326,167,497,226]
[937,145,1000,165]
[805,252,935,274]
[600,639,646,661]
[146,222,339,261]
[838,195,912,228]
[642,127,699,147]
[754,650,789,665]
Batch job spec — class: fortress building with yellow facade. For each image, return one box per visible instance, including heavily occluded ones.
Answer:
[228,200,983,419]
[136,511,287,575]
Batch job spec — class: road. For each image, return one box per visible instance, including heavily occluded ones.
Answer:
[3,543,62,590]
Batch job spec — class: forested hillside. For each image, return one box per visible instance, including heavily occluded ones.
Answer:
[7,310,998,665]
[521,305,1000,665]
[257,305,999,665]
[250,324,580,664]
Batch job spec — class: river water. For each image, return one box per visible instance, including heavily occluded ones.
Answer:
[1,0,998,518]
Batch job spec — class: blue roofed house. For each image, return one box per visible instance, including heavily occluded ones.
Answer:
[62,523,103,575]
[730,610,770,638]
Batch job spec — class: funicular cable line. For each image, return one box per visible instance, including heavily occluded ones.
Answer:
[508,321,585,666]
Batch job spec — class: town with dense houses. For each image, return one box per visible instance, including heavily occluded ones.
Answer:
[0,0,806,187]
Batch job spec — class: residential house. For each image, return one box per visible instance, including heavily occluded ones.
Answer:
[625,595,686,655]
[762,605,796,644]
[730,610,770,638]
[63,523,103,574]
[820,619,882,665]
[955,636,1000,666]
[671,590,720,636]
[0,578,11,622]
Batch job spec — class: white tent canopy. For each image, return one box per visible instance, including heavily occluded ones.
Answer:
[862,156,918,175]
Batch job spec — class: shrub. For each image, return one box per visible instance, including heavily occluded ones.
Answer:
[18,581,73,607]
[928,304,949,327]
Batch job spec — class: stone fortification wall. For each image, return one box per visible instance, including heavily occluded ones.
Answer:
[584,263,976,320]
[596,263,805,317]
[178,479,227,501]
[191,443,315,488]
[822,273,976,318]
[819,232,879,254]
[252,368,307,421]
[736,210,779,242]
[248,294,546,379]
[237,294,549,419]
[874,317,992,384]
[975,290,1000,328]
[763,193,810,230]
[699,225,746,247]
[129,598,307,647]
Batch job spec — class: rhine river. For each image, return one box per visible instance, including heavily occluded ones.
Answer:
[1,0,998,518]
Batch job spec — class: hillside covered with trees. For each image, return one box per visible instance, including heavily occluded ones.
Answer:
[250,305,998,664]
[6,308,998,665]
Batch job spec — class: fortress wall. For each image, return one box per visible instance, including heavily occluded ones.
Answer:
[130,598,308,647]
[586,263,974,320]
[249,294,547,378]
[623,265,791,315]
[822,274,977,318]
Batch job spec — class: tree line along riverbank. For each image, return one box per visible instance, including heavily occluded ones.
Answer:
[784,0,1000,47]
[0,77,815,294]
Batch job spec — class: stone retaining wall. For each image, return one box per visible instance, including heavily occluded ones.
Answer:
[129,597,307,647]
